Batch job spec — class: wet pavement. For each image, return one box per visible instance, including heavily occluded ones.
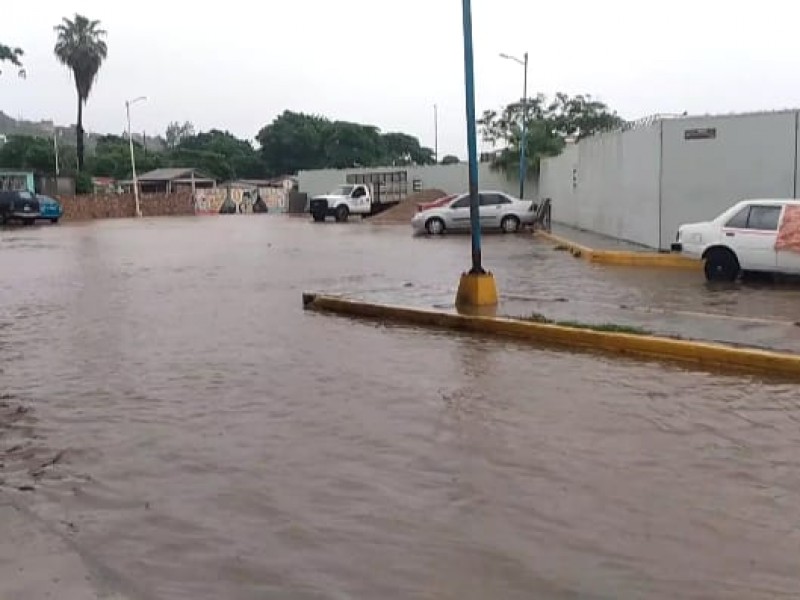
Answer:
[1,217,800,599]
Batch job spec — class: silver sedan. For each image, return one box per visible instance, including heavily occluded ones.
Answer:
[411,191,536,235]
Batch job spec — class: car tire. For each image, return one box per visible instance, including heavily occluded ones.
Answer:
[334,205,349,223]
[23,219,35,227]
[425,217,445,235]
[51,218,59,224]
[312,213,325,223]
[704,248,740,282]
[500,215,520,233]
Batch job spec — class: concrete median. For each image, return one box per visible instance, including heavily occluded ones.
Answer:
[303,293,800,379]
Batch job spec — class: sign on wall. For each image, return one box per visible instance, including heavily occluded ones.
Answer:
[684,128,717,140]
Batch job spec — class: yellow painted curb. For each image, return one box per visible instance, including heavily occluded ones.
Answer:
[302,293,800,379]
[534,230,701,270]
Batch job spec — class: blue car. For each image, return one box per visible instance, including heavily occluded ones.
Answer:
[36,195,63,223]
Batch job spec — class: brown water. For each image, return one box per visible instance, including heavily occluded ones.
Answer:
[1,217,800,600]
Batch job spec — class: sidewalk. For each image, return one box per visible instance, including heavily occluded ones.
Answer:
[550,223,651,252]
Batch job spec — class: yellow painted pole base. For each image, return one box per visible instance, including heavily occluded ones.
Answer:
[456,272,499,309]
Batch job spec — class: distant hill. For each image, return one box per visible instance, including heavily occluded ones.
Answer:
[0,110,165,152]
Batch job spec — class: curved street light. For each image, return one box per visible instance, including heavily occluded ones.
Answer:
[126,96,147,217]
[499,52,529,199]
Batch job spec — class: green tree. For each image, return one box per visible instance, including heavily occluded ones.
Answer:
[257,111,330,176]
[175,129,264,180]
[0,135,55,172]
[323,121,385,169]
[478,92,624,176]
[0,43,25,77]
[256,111,435,175]
[440,154,460,165]
[54,14,108,171]
[87,134,161,180]
[380,132,435,166]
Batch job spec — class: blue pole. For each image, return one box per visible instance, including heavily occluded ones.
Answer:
[519,52,528,199]
[461,0,483,274]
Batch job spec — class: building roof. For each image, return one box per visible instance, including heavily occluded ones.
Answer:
[137,168,215,182]
[222,176,297,188]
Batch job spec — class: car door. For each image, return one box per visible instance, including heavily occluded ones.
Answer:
[350,185,368,213]
[722,204,780,271]
[776,204,800,273]
[445,195,472,230]
[479,193,503,229]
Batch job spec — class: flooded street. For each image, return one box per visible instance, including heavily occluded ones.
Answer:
[2,216,800,599]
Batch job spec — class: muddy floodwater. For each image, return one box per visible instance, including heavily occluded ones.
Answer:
[2,217,800,600]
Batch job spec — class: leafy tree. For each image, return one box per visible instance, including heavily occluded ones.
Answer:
[547,93,626,140]
[176,129,263,179]
[441,154,459,165]
[256,110,434,175]
[0,136,55,172]
[478,92,624,176]
[54,14,108,171]
[87,134,161,180]
[0,43,25,77]
[257,111,330,176]
[380,132,435,166]
[323,121,385,169]
[165,121,195,149]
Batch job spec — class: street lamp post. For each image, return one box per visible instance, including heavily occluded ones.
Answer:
[500,51,529,199]
[53,130,60,177]
[126,96,147,217]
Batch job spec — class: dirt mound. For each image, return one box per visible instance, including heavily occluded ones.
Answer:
[369,189,449,224]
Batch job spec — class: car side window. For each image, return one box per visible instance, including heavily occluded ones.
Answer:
[451,196,470,209]
[480,194,504,206]
[725,206,750,228]
[747,206,782,231]
[352,186,366,198]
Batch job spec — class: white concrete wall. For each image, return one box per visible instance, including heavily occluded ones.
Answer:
[660,111,797,247]
[539,110,800,249]
[539,143,578,224]
[298,163,538,201]
[539,126,662,247]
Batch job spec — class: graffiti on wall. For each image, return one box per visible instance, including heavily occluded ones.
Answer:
[194,186,289,215]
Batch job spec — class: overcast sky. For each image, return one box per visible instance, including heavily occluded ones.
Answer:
[3,0,800,158]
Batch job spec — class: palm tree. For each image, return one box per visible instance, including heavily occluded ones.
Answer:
[54,14,107,171]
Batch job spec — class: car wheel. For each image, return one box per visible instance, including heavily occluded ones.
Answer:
[500,215,520,233]
[704,248,740,282]
[51,218,59,224]
[23,219,35,227]
[425,217,445,235]
[334,205,349,223]
[312,213,325,222]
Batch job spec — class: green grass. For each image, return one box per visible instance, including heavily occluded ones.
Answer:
[521,313,651,335]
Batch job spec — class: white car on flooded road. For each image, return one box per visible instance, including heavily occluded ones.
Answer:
[673,199,800,281]
[411,191,535,235]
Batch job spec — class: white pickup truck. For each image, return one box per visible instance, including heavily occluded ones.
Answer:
[309,184,380,222]
[673,199,800,281]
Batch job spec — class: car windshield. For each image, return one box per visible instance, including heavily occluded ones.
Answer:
[329,185,354,196]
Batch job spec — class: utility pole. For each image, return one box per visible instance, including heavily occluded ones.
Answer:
[125,96,147,218]
[434,104,439,164]
[500,51,529,198]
